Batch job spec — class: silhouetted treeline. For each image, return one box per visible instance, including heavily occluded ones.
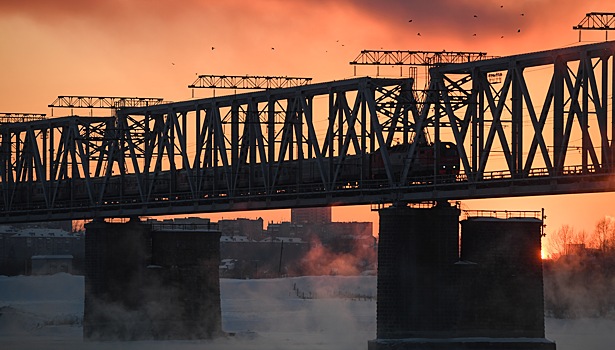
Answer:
[544,249,615,319]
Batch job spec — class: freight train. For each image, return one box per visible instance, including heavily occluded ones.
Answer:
[11,142,459,207]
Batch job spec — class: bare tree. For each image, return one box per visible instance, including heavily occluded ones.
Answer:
[593,217,615,252]
[608,217,615,252]
[576,229,587,247]
[547,224,575,258]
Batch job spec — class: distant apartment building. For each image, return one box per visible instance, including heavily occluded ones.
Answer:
[317,221,374,250]
[272,218,374,247]
[0,225,84,276]
[266,221,305,238]
[31,255,74,275]
[218,218,264,240]
[145,217,215,230]
[218,213,376,278]
[291,207,332,225]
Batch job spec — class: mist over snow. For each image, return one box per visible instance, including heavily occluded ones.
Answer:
[1,273,614,350]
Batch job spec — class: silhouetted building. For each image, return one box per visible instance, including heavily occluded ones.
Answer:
[565,243,587,256]
[291,207,332,224]
[31,255,73,275]
[267,222,304,238]
[13,220,72,232]
[218,218,264,240]
[145,217,214,230]
[0,226,84,276]
[220,235,309,278]
[218,218,375,278]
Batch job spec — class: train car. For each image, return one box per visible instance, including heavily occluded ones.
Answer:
[10,141,460,207]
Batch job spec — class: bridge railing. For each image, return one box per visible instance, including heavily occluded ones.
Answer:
[463,209,543,220]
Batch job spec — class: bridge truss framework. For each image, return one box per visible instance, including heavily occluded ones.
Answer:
[2,41,615,223]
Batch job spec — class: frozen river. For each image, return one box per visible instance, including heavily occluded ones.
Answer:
[1,274,614,350]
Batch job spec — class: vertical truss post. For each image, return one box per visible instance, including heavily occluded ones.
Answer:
[553,56,565,174]
[600,53,610,170]
[511,62,523,176]
[581,52,589,173]
[231,102,240,193]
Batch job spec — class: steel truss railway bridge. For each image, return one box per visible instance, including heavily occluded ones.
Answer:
[2,41,615,223]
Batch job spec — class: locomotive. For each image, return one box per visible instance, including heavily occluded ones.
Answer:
[371,141,459,179]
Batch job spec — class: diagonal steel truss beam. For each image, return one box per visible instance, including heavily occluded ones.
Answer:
[573,12,615,30]
[431,40,615,181]
[0,116,116,210]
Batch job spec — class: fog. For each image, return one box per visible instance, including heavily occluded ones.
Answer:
[0,274,375,350]
[1,274,615,350]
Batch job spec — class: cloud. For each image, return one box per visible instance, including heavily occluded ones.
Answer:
[0,0,609,43]
[1,0,612,119]
[322,0,612,50]
[3,0,603,65]
[0,0,198,21]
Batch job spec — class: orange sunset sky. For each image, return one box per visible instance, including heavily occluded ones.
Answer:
[2,0,615,249]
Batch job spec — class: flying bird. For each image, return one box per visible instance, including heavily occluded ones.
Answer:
[521,13,525,16]
[211,46,215,50]
[408,19,413,22]
[517,29,521,33]
[417,32,421,36]
[473,15,478,18]
[271,47,275,50]
[473,33,477,36]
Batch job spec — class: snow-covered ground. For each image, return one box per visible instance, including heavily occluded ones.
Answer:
[0,273,614,350]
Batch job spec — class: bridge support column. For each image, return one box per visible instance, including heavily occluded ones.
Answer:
[456,216,555,345]
[368,203,556,350]
[83,218,222,340]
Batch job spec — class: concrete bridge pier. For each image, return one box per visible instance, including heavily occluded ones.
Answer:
[368,202,556,350]
[83,218,222,340]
